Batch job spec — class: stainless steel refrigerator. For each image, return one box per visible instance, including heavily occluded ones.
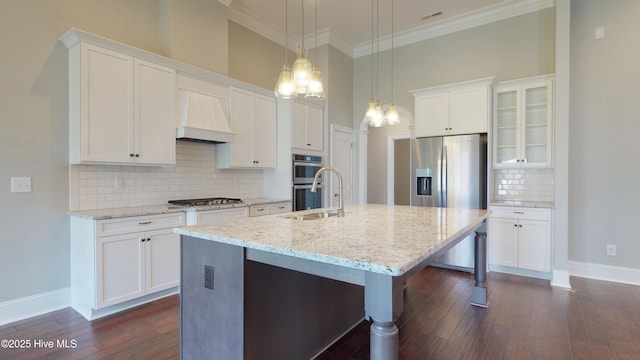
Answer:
[410,134,487,272]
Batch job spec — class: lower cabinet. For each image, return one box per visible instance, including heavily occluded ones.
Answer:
[488,206,552,277]
[96,228,180,308]
[249,201,292,217]
[70,212,185,320]
[189,207,249,225]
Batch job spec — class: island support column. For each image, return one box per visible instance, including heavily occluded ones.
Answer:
[364,272,404,360]
[472,221,488,308]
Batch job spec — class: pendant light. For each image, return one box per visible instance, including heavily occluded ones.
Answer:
[305,0,325,100]
[292,0,313,95]
[364,0,381,127]
[275,0,295,98]
[385,0,400,125]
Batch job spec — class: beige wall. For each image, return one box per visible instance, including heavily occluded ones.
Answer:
[0,0,229,303]
[327,45,354,129]
[569,1,640,269]
[228,21,292,90]
[356,8,556,204]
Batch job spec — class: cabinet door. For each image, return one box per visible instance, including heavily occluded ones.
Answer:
[450,87,489,135]
[291,101,308,149]
[145,229,180,293]
[488,217,518,267]
[82,45,133,163]
[228,88,256,167]
[517,219,551,272]
[254,95,277,168]
[96,233,145,308]
[134,59,176,165]
[306,104,324,151]
[493,84,520,167]
[414,93,449,137]
[521,81,553,168]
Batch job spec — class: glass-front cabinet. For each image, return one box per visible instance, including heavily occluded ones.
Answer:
[493,74,554,168]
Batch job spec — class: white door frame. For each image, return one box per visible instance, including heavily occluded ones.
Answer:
[357,106,413,204]
[387,134,411,205]
[330,124,354,207]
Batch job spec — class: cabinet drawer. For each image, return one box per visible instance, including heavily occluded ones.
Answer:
[270,202,292,214]
[489,206,551,221]
[196,207,248,225]
[96,213,185,237]
[249,205,270,217]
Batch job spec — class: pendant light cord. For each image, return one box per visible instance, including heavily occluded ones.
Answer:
[370,0,374,100]
[391,0,394,102]
[376,0,379,102]
[285,0,288,64]
[314,0,318,64]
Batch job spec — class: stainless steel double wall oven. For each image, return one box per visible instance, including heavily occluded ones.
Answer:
[292,154,323,211]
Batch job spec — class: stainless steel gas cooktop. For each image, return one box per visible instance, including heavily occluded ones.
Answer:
[168,197,243,206]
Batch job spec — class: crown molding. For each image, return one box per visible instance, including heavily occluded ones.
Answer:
[353,0,555,58]
[229,0,554,59]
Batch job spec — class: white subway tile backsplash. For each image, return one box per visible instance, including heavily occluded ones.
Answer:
[69,141,265,210]
[493,168,554,202]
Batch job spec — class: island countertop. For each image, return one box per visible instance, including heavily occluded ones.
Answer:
[174,204,489,276]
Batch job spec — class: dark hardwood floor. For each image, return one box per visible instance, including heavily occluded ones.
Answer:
[1,267,639,359]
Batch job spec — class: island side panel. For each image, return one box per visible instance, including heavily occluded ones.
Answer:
[181,236,244,360]
[244,260,365,360]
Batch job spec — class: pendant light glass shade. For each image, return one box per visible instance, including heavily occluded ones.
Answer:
[385,103,400,125]
[275,65,295,99]
[305,66,324,99]
[293,48,312,95]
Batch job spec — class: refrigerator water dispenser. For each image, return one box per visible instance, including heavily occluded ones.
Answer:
[416,168,432,196]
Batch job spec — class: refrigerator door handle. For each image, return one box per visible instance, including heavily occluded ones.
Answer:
[442,144,447,208]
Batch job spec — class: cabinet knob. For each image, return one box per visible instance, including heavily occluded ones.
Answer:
[519,224,523,228]
[130,153,134,157]
[307,143,311,147]
[135,154,140,158]
[514,224,518,227]
[140,238,146,242]
[147,237,151,241]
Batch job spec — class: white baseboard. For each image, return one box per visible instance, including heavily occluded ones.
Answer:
[0,288,70,326]
[568,261,640,286]
[551,269,572,289]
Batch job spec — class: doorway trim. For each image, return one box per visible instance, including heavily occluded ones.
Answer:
[330,124,354,207]
[387,134,411,205]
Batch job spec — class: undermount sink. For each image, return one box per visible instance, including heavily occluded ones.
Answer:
[282,209,342,220]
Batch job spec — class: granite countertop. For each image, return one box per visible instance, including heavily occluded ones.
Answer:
[68,202,249,220]
[174,204,489,276]
[489,200,554,209]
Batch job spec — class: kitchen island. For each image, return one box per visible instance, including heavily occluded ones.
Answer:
[174,204,489,360]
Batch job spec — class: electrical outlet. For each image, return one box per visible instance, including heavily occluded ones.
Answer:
[11,177,32,193]
[114,177,124,189]
[606,244,616,256]
[204,265,214,290]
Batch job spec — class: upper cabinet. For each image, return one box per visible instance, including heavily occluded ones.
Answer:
[63,41,176,165]
[292,100,324,152]
[217,87,277,169]
[411,77,494,138]
[493,74,554,168]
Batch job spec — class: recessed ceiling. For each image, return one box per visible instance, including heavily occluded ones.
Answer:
[228,0,554,57]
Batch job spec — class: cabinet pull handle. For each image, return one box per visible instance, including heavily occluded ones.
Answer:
[278,206,285,209]
[307,143,311,146]
[257,208,265,211]
[513,211,525,214]
[139,221,152,225]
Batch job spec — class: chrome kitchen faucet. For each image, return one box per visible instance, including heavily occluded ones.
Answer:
[311,166,345,217]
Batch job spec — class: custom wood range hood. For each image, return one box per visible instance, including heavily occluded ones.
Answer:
[175,75,236,144]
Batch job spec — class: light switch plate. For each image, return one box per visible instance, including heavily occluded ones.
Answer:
[11,177,32,193]
[595,26,605,39]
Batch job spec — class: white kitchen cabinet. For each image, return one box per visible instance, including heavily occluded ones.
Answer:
[493,74,554,168]
[292,100,324,152]
[65,43,176,165]
[488,206,551,276]
[217,87,277,168]
[411,77,494,137]
[249,201,292,217]
[70,212,185,320]
[189,207,249,225]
